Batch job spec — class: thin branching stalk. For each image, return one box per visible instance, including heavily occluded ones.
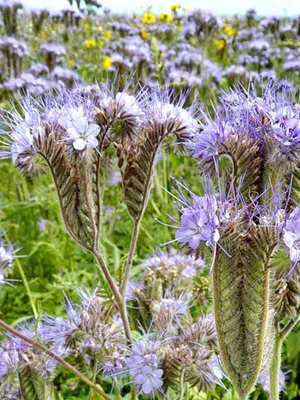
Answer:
[269,309,300,400]
[120,217,141,298]
[2,232,38,319]
[279,308,300,341]
[92,248,132,342]
[0,319,110,400]
[15,258,38,319]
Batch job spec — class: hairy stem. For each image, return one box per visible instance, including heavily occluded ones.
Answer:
[88,360,99,400]
[92,248,132,342]
[269,336,283,400]
[0,319,110,400]
[279,308,300,341]
[120,218,141,297]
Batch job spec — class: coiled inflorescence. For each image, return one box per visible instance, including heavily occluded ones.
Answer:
[175,81,300,398]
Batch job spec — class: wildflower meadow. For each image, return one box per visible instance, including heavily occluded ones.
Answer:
[0,0,299,399]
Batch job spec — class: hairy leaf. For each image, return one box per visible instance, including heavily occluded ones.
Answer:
[213,222,278,397]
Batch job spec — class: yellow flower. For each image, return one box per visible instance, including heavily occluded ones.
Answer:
[97,25,103,31]
[159,13,173,23]
[85,39,97,49]
[224,25,237,36]
[140,28,151,41]
[216,39,226,50]
[170,4,180,12]
[102,56,112,70]
[83,23,89,30]
[103,30,112,40]
[143,12,156,24]
[68,59,75,68]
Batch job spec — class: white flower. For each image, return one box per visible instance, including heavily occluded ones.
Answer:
[58,106,100,151]
[115,92,142,118]
[10,123,34,163]
[9,111,43,164]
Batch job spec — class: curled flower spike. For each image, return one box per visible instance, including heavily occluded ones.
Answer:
[147,90,199,140]
[94,87,146,142]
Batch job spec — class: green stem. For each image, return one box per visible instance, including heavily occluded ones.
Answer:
[92,249,132,343]
[1,232,38,319]
[279,308,300,341]
[269,336,283,400]
[15,257,38,319]
[252,389,260,400]
[120,218,141,298]
[88,360,99,400]
[0,319,110,400]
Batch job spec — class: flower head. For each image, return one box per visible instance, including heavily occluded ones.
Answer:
[258,370,287,393]
[176,193,220,249]
[143,12,156,24]
[125,340,163,395]
[283,207,300,264]
[58,106,100,151]
[271,105,300,151]
[0,100,44,164]
[102,56,112,70]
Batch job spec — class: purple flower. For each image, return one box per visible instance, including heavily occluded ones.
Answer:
[40,42,66,57]
[271,106,300,151]
[0,238,14,269]
[143,248,204,278]
[283,207,300,263]
[189,120,231,161]
[125,340,163,395]
[176,194,220,249]
[258,370,287,392]
[0,100,44,163]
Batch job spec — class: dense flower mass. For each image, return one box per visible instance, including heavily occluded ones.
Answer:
[0,2,300,400]
[125,340,164,395]
[176,193,220,249]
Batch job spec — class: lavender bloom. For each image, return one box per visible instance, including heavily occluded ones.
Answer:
[189,120,231,161]
[143,248,204,279]
[271,106,300,151]
[0,234,20,287]
[0,103,44,163]
[258,370,287,392]
[51,66,79,84]
[0,237,14,269]
[283,207,300,263]
[108,170,122,186]
[125,340,163,395]
[176,194,220,249]
[40,43,66,58]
